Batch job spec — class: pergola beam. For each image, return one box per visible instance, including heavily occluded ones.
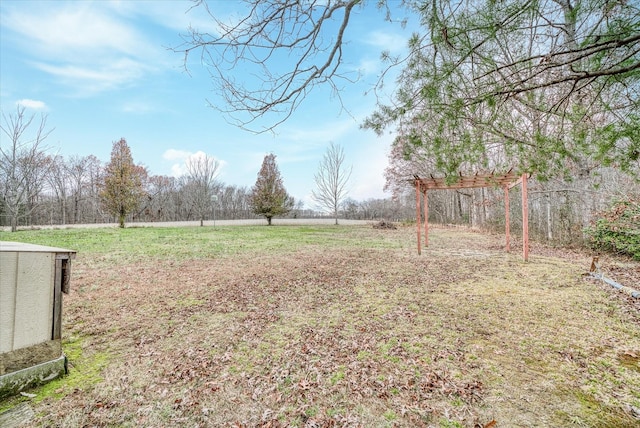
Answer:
[418,171,519,190]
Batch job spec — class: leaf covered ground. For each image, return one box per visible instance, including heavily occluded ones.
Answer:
[2,225,639,427]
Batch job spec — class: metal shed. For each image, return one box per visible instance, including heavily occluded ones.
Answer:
[0,242,76,398]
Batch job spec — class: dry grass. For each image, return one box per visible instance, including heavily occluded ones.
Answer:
[2,225,639,427]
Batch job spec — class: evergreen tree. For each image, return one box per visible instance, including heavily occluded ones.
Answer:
[250,153,293,225]
[100,138,145,228]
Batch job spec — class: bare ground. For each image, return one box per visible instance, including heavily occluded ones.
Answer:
[4,226,640,427]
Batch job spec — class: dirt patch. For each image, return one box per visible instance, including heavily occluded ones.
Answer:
[372,220,397,230]
[4,226,640,427]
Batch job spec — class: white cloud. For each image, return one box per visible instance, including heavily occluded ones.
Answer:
[122,101,155,114]
[171,163,188,177]
[2,2,167,96]
[34,58,149,96]
[280,118,357,146]
[352,29,410,77]
[163,149,192,161]
[106,0,222,34]
[364,31,408,55]
[356,58,381,76]
[16,99,47,110]
[163,149,225,178]
[4,4,149,59]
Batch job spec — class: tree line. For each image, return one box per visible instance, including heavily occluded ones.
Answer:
[1,106,637,255]
[0,110,386,230]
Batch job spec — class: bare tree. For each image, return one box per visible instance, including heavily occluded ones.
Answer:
[65,155,100,224]
[0,107,54,231]
[185,154,220,226]
[131,164,152,222]
[144,175,179,222]
[312,142,352,224]
[179,1,639,121]
[83,155,106,223]
[218,184,253,219]
[44,155,69,225]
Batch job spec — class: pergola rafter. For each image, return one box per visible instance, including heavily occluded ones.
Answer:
[413,170,530,261]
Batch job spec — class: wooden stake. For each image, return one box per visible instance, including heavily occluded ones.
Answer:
[521,174,529,261]
[415,179,421,255]
[504,186,510,252]
[424,189,429,247]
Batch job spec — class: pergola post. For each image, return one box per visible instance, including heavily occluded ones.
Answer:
[423,189,429,247]
[504,186,510,252]
[415,179,421,255]
[521,174,529,261]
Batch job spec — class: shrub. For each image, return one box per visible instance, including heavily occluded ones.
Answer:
[585,197,640,260]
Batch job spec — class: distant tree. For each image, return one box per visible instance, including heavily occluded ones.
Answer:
[83,155,105,223]
[342,197,361,220]
[0,106,53,231]
[145,174,178,222]
[131,164,152,222]
[185,154,220,226]
[291,199,305,219]
[66,155,100,224]
[100,138,145,228]
[312,142,352,225]
[250,153,293,225]
[218,184,251,219]
[44,155,69,225]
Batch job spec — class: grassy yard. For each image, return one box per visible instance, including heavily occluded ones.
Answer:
[1,224,639,427]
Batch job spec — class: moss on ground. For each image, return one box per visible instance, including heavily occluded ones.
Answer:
[0,335,110,414]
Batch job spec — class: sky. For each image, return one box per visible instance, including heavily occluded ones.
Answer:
[0,0,416,209]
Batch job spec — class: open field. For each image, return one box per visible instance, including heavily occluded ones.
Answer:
[1,224,639,427]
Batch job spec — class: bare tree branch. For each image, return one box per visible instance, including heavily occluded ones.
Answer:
[176,0,361,133]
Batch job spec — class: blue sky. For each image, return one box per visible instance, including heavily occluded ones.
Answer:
[0,0,414,208]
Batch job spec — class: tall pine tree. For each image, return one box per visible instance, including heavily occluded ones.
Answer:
[100,138,145,228]
[250,153,293,225]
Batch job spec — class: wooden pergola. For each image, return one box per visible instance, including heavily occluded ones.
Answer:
[413,171,530,261]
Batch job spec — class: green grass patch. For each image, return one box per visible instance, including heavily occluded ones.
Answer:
[555,390,640,428]
[37,337,110,400]
[329,367,346,385]
[0,225,401,265]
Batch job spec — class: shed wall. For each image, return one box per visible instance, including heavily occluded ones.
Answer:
[0,252,18,352]
[0,252,54,353]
